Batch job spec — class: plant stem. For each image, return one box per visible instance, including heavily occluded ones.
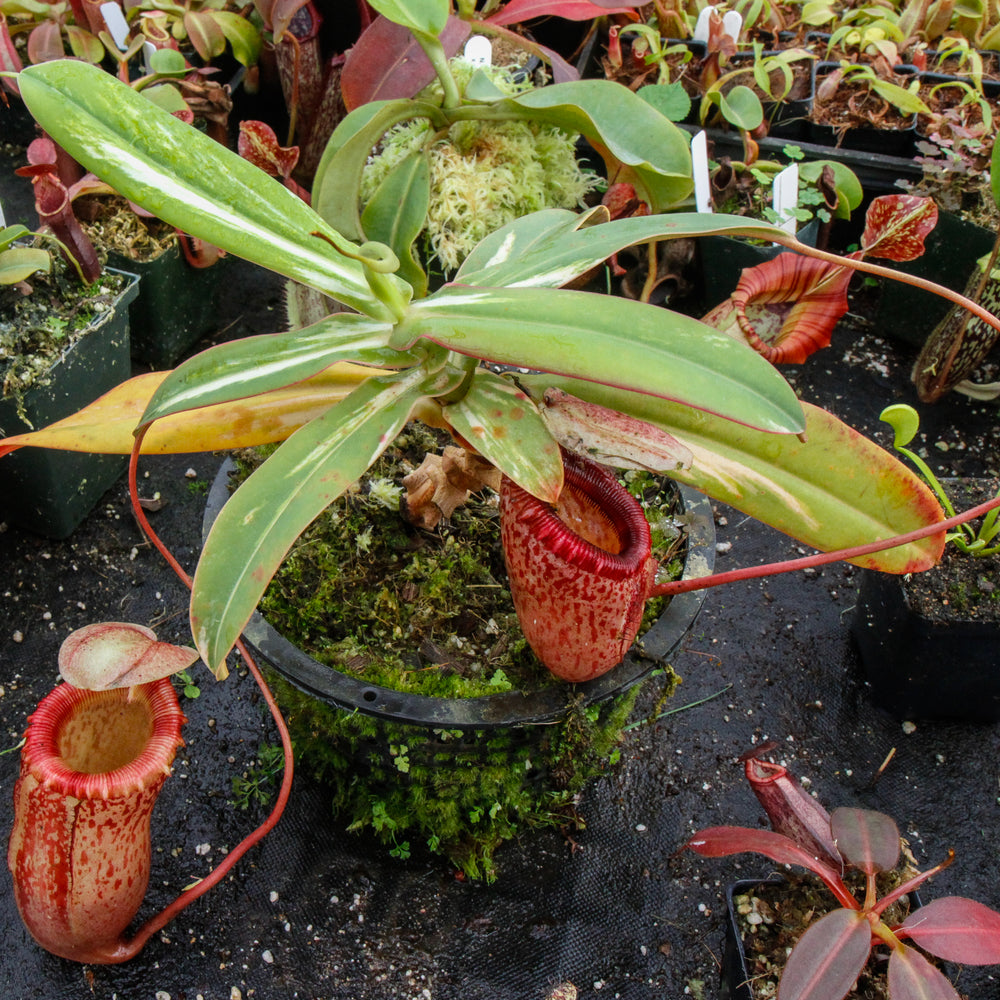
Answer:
[414,32,462,109]
[623,684,732,729]
[106,431,296,963]
[775,239,1000,339]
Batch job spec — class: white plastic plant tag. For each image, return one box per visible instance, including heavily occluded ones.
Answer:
[100,2,130,51]
[464,35,492,67]
[772,162,799,236]
[143,40,157,73]
[0,199,6,228]
[722,9,743,43]
[691,131,712,214]
[693,7,716,43]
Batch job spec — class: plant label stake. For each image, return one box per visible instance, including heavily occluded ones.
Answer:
[772,163,799,238]
[100,3,130,52]
[722,10,743,42]
[464,35,492,67]
[694,7,742,43]
[692,130,712,214]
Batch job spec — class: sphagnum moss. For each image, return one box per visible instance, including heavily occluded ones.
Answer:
[360,58,601,274]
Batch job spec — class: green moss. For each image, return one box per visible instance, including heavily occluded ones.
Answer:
[266,669,670,881]
[0,253,128,412]
[232,427,687,879]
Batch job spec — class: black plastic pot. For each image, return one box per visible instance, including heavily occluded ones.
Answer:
[850,560,1000,723]
[725,50,814,140]
[916,68,1000,107]
[874,211,996,348]
[109,243,229,368]
[203,460,716,730]
[721,878,784,1000]
[0,269,139,539]
[809,62,919,157]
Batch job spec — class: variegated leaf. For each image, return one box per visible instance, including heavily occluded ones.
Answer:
[192,369,434,675]
[442,369,563,502]
[861,194,939,262]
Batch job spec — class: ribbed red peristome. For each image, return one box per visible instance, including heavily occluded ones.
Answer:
[22,679,186,799]
[500,450,656,683]
[7,679,185,962]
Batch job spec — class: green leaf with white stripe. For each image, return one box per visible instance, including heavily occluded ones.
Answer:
[139,313,400,426]
[18,60,406,320]
[192,369,433,675]
[394,285,805,435]
[456,209,793,289]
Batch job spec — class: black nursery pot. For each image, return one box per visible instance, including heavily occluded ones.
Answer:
[808,62,919,158]
[203,460,716,731]
[109,244,229,369]
[725,50,814,141]
[721,879,784,1000]
[850,566,1000,723]
[721,878,927,999]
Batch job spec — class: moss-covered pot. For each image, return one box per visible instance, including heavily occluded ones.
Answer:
[204,457,715,877]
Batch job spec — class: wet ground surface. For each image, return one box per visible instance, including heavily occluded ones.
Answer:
[1,163,999,997]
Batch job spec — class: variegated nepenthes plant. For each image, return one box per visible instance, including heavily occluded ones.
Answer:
[5,4,1000,681]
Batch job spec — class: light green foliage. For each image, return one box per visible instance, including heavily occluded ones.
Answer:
[175,669,201,699]
[15,59,953,678]
[881,405,1000,556]
[0,226,51,286]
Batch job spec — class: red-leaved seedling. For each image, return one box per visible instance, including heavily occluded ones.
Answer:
[680,755,1000,1000]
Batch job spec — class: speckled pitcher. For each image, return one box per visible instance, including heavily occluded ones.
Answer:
[8,679,185,963]
[500,449,667,683]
